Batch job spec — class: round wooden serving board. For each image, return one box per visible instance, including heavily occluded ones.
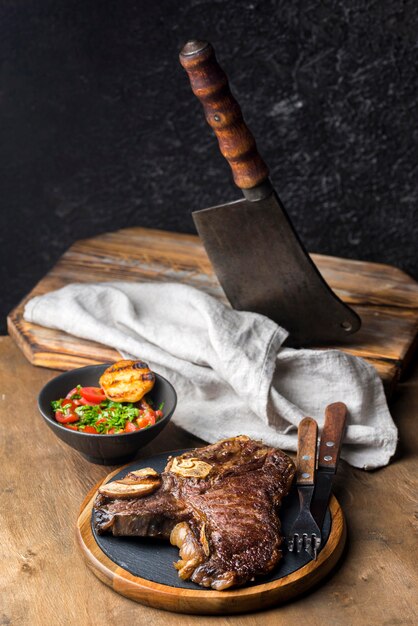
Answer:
[77,453,346,615]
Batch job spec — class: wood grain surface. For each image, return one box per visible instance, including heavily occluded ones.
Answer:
[1,337,418,625]
[7,227,418,394]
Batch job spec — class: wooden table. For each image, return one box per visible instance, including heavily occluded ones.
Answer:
[1,335,417,625]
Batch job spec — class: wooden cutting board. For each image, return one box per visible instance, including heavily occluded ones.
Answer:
[77,453,346,614]
[8,226,418,394]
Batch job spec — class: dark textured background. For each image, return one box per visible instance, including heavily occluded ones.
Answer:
[1,0,417,333]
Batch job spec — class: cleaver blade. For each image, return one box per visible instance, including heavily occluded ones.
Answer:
[193,191,360,346]
[181,40,361,346]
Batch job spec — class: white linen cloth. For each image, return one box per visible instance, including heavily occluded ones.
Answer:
[24,282,398,469]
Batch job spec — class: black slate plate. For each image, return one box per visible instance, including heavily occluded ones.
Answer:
[91,451,331,589]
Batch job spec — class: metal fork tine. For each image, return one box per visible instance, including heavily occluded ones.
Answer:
[288,515,322,556]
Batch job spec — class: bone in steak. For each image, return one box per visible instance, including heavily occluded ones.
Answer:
[93,436,295,590]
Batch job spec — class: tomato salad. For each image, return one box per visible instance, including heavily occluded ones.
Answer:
[51,385,163,434]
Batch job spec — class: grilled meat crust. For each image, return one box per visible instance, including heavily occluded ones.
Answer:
[93,436,295,590]
[99,359,155,403]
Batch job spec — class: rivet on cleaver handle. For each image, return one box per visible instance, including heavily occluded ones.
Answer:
[179,40,269,191]
[179,40,361,347]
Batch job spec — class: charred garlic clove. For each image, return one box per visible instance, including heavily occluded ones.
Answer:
[99,467,161,499]
[170,522,205,580]
[170,457,213,478]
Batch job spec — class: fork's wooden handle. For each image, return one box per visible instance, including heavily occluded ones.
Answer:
[296,417,318,486]
[179,40,269,190]
[318,402,348,471]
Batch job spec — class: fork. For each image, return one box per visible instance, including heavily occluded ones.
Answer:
[287,417,321,560]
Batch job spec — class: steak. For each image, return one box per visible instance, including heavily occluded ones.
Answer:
[93,436,295,590]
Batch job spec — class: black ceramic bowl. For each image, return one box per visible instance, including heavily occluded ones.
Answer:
[38,364,177,465]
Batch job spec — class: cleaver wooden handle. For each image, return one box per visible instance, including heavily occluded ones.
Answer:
[179,40,269,191]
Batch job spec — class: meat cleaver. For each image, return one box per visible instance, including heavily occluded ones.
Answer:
[179,40,361,346]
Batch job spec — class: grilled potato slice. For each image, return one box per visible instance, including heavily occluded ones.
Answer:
[99,359,155,403]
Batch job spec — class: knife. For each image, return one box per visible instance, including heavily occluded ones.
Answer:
[179,40,361,347]
[311,402,348,530]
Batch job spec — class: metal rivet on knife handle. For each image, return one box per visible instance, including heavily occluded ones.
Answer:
[318,402,348,471]
[296,417,318,486]
[179,40,270,191]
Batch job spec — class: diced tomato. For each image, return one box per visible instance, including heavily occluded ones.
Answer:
[136,417,149,429]
[144,411,156,426]
[77,397,91,406]
[65,424,79,431]
[65,388,83,406]
[96,417,107,424]
[55,412,79,424]
[56,399,79,424]
[155,410,163,419]
[124,421,138,433]
[80,387,106,404]
[61,399,77,412]
[136,412,155,430]
[83,425,99,434]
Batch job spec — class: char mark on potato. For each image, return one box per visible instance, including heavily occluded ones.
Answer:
[99,359,156,403]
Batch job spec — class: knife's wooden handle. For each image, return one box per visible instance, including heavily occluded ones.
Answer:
[179,40,269,190]
[296,417,318,486]
[318,402,348,471]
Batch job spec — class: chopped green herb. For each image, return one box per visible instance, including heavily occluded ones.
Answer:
[52,385,164,434]
[51,399,63,411]
[74,401,140,433]
[70,384,82,400]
